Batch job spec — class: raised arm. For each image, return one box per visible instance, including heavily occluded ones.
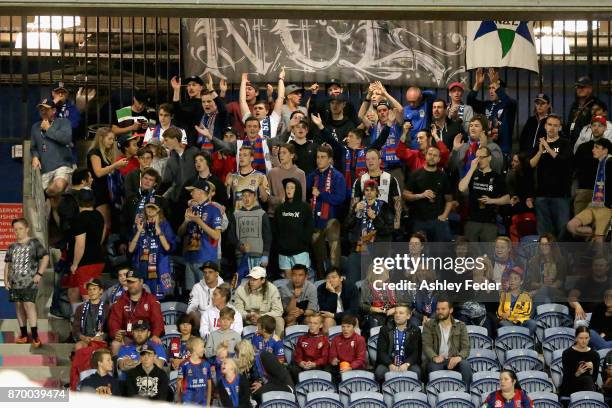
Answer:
[239,73,251,119]
[272,67,285,116]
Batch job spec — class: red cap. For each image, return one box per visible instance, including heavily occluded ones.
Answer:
[592,115,607,126]
[447,82,465,91]
[364,179,379,190]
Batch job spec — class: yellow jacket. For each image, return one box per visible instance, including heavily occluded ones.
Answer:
[497,291,533,323]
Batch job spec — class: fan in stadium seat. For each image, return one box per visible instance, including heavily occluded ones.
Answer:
[480,369,535,408]
[559,327,600,399]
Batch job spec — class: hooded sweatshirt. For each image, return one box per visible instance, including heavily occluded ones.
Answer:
[231,204,271,258]
[254,351,294,397]
[266,165,306,216]
[273,178,314,256]
[294,331,329,367]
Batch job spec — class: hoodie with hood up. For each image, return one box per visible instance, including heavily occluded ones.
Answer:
[266,165,306,216]
[273,178,314,256]
[252,351,294,404]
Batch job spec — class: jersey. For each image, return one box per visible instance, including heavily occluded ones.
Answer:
[117,341,166,380]
[227,169,270,210]
[178,359,211,404]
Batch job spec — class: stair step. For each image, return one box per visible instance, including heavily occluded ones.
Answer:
[0,319,72,342]
[0,354,57,367]
[0,343,74,356]
[0,366,70,383]
[0,331,60,344]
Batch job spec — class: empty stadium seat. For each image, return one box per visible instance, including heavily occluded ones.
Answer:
[304,391,343,408]
[495,325,535,364]
[468,348,500,372]
[467,325,494,350]
[284,324,308,364]
[529,391,563,408]
[296,370,335,408]
[273,279,289,289]
[568,391,607,408]
[504,349,544,372]
[391,392,430,408]
[542,327,575,367]
[382,371,422,407]
[160,301,187,325]
[470,371,500,407]
[348,391,386,408]
[550,349,564,389]
[596,348,611,388]
[242,325,257,342]
[338,370,379,407]
[517,370,555,393]
[261,391,299,408]
[426,370,466,407]
[367,326,381,365]
[435,390,474,408]
[535,304,572,342]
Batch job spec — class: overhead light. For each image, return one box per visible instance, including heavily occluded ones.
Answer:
[536,36,570,55]
[552,20,599,33]
[32,16,81,30]
[15,32,61,50]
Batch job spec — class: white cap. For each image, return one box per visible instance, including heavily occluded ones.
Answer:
[247,266,267,280]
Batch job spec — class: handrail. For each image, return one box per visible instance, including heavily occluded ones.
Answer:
[22,140,48,249]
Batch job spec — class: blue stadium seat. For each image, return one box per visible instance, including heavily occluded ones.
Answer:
[161,325,181,351]
[535,304,572,342]
[304,391,343,408]
[468,348,500,372]
[542,327,575,367]
[348,391,386,408]
[261,391,299,408]
[76,368,98,391]
[242,325,257,341]
[391,392,430,408]
[338,370,379,408]
[469,371,500,407]
[168,370,178,395]
[367,326,381,365]
[160,301,187,325]
[467,325,494,350]
[382,371,422,407]
[596,348,611,388]
[435,391,475,408]
[426,370,466,407]
[517,370,555,393]
[529,391,563,408]
[550,349,564,389]
[284,324,308,364]
[504,349,544,372]
[296,370,335,408]
[568,391,607,408]
[495,325,535,364]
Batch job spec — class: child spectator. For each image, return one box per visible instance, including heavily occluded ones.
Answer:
[231,187,272,271]
[169,315,194,370]
[211,342,231,383]
[497,268,537,336]
[217,358,251,408]
[78,348,121,396]
[72,279,109,350]
[200,284,243,338]
[288,313,330,383]
[329,314,367,383]
[177,336,212,405]
[252,315,286,379]
[4,218,49,347]
[124,344,169,400]
[205,307,241,359]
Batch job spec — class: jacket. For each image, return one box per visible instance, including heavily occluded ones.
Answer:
[376,319,421,368]
[71,300,110,341]
[30,117,73,173]
[233,281,283,320]
[396,139,450,171]
[173,98,204,147]
[329,332,367,369]
[186,276,225,314]
[468,86,517,154]
[306,166,347,229]
[108,291,164,338]
[273,178,314,256]
[519,115,548,153]
[160,146,199,202]
[317,281,360,322]
[422,316,470,363]
[294,331,329,367]
[267,165,307,216]
[217,374,251,408]
[497,290,533,324]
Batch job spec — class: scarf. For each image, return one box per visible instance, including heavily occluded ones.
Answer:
[360,199,382,236]
[186,201,212,252]
[380,123,401,168]
[199,114,216,153]
[260,116,272,138]
[139,222,160,280]
[110,285,126,304]
[461,140,480,177]
[592,156,610,207]
[135,188,155,220]
[344,147,367,192]
[80,300,105,335]
[221,374,240,408]
[240,137,269,173]
[312,167,333,223]
[393,328,406,366]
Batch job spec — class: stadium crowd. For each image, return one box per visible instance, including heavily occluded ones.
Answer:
[2,66,612,407]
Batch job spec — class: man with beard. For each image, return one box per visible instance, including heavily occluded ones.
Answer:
[430,99,463,151]
[422,297,472,386]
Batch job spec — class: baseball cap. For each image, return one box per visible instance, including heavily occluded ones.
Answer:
[144,195,162,209]
[238,186,257,194]
[375,100,391,110]
[133,89,150,104]
[185,179,212,193]
[86,278,103,289]
[594,138,612,151]
[447,81,465,91]
[52,81,68,93]
[200,261,219,273]
[247,266,267,280]
[117,134,138,149]
[37,98,56,109]
[125,270,141,282]
[592,115,607,126]
[222,126,238,137]
[575,76,593,87]
[534,93,551,104]
[184,75,204,86]
[364,179,379,190]
[133,320,151,331]
[327,78,344,89]
[328,94,346,102]
[138,344,156,355]
[285,84,304,95]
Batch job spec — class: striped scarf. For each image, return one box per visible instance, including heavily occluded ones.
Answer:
[344,147,367,194]
[242,136,267,173]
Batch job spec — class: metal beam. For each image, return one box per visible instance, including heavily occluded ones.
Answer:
[2,0,612,19]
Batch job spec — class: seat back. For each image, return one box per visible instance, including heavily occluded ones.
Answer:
[261,391,298,408]
[550,349,564,389]
[160,301,187,325]
[296,371,335,408]
[504,349,544,372]
[161,326,181,352]
[339,371,379,408]
[517,370,554,393]
[348,391,386,408]
[468,348,500,372]
[568,391,607,408]
[367,326,381,365]
[426,370,465,407]
[242,325,257,341]
[529,392,562,408]
[283,324,308,364]
[467,325,494,350]
[542,327,575,367]
[435,391,475,408]
[328,325,342,342]
[382,371,422,407]
[535,304,572,341]
[470,372,500,407]
[495,326,534,364]
[391,392,430,408]
[304,392,343,408]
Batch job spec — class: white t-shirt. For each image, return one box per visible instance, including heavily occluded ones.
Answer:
[242,111,281,139]
[199,304,243,339]
[143,125,188,145]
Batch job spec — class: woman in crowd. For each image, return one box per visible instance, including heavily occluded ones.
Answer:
[482,369,534,408]
[525,234,567,304]
[560,326,600,397]
[217,358,251,408]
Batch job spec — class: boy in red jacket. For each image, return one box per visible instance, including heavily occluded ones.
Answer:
[288,313,330,383]
[329,314,367,383]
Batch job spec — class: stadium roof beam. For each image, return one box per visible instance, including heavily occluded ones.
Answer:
[2,0,612,19]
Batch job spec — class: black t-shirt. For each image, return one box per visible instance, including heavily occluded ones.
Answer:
[70,210,105,266]
[406,168,451,220]
[352,173,400,204]
[574,141,599,190]
[531,137,573,197]
[575,275,610,312]
[468,169,507,223]
[79,373,121,396]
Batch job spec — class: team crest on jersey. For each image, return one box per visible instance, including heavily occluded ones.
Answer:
[494,400,503,408]
[419,109,425,118]
[301,341,309,348]
[317,341,323,349]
